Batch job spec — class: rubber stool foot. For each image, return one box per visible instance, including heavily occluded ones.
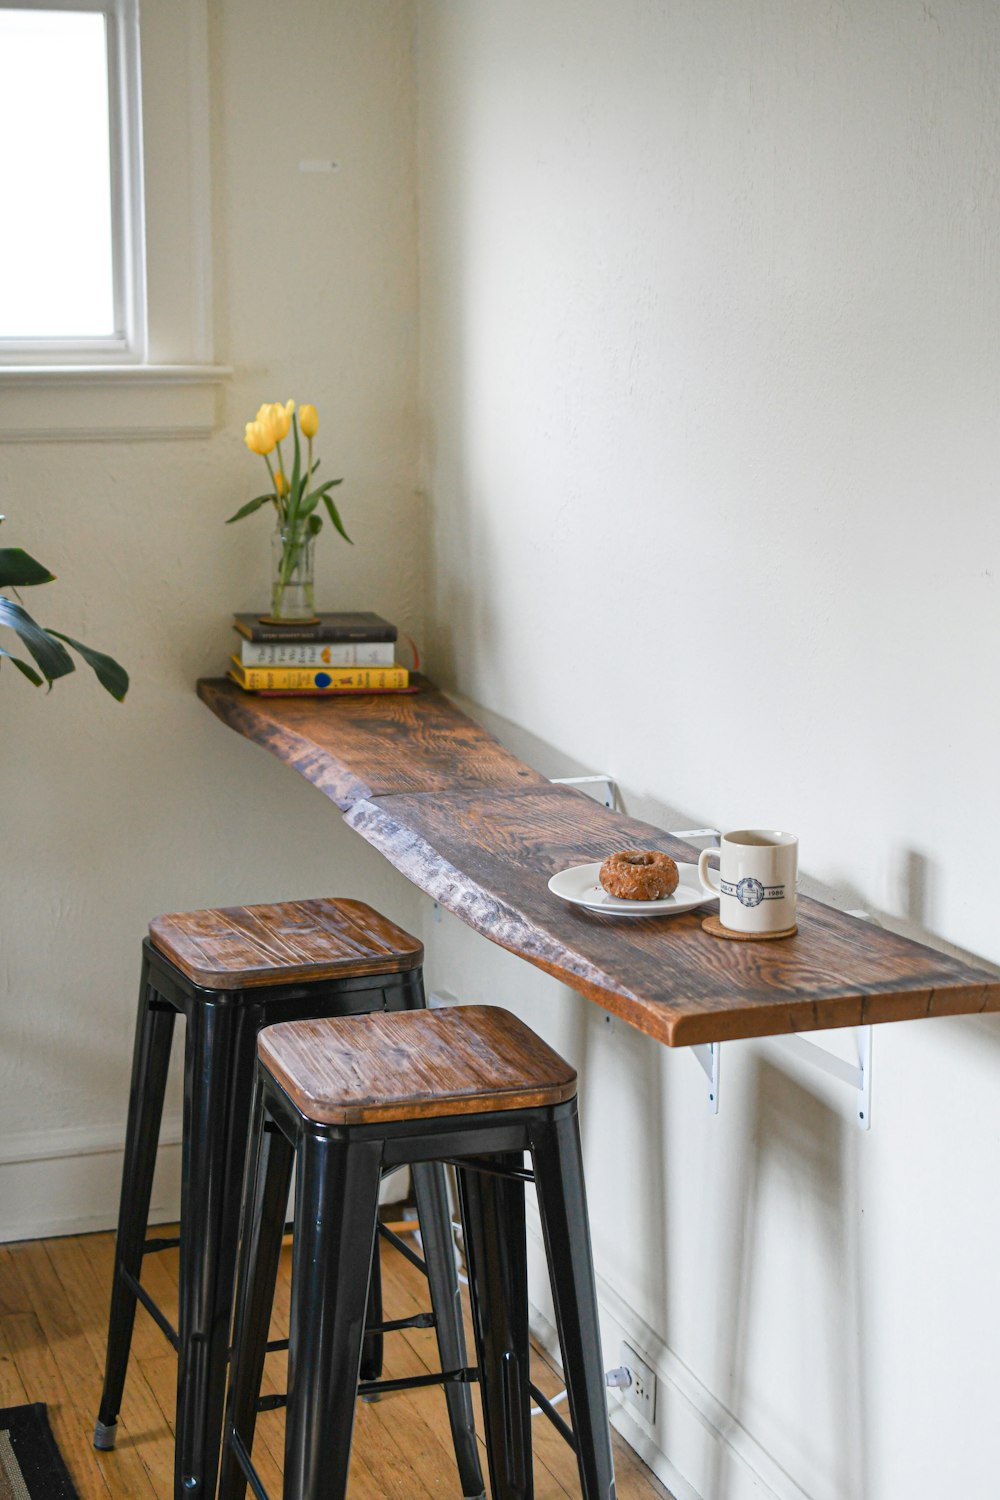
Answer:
[93,1419,118,1451]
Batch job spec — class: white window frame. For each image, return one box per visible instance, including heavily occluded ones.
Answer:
[0,0,147,363]
[0,0,229,439]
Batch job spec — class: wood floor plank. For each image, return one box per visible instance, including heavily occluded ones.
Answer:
[0,1248,33,1318]
[0,1321,30,1408]
[43,1234,177,1496]
[1,1223,672,1500]
[2,1310,115,1500]
[8,1240,160,1500]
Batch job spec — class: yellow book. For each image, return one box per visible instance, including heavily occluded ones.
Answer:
[229,657,409,692]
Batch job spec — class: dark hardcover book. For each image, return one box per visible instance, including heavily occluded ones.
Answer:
[233,611,398,644]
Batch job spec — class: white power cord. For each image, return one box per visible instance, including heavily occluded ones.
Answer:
[530,1367,631,1417]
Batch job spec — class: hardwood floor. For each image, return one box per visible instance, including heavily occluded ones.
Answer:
[0,1226,675,1500]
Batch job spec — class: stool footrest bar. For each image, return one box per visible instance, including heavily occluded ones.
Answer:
[142,1236,180,1255]
[120,1270,179,1351]
[369,1311,437,1334]
[358,1365,478,1399]
[528,1382,577,1452]
[255,1365,479,1415]
[253,1309,435,1364]
[378,1221,429,1276]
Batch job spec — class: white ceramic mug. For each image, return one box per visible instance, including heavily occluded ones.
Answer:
[698,830,798,934]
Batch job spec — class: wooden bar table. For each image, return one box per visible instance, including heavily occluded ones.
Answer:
[198,678,1000,1048]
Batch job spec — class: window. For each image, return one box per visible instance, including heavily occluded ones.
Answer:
[0,1,145,360]
[0,0,227,439]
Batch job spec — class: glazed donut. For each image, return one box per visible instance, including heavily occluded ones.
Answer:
[599,849,679,901]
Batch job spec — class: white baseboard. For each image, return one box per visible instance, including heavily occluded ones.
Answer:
[525,1210,813,1500]
[0,1119,183,1244]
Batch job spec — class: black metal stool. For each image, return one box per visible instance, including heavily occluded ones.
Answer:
[221,1004,617,1500]
[94,898,483,1500]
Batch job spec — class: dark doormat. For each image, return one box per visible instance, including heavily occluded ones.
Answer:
[0,1406,79,1500]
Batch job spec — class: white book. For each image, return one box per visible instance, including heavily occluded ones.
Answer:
[238,638,396,667]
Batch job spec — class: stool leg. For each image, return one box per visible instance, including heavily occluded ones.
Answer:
[359,1226,384,1383]
[412,1162,486,1499]
[284,1134,384,1500]
[457,1154,533,1500]
[174,999,248,1500]
[95,958,176,1449]
[219,1080,295,1500]
[531,1108,617,1500]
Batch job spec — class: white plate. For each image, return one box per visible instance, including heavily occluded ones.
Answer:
[547,861,715,918]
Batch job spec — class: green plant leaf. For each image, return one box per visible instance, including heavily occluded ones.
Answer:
[225,494,273,523]
[299,477,343,519]
[307,514,323,536]
[47,630,129,701]
[323,495,353,544]
[0,596,75,680]
[0,644,43,685]
[0,548,56,587]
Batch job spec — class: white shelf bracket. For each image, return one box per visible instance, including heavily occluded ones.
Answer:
[684,903,875,1126]
[551,774,617,809]
[692,1041,721,1113]
[775,1025,873,1130]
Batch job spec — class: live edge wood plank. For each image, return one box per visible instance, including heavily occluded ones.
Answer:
[344,784,1000,1046]
[197,679,1000,1047]
[197,677,545,808]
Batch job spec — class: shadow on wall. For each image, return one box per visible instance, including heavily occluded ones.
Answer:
[711,1057,868,1500]
[577,1002,673,1355]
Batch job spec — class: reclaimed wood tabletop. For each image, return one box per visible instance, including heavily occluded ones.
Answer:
[198,678,1000,1046]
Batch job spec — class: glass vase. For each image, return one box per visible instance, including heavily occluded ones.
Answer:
[269,524,317,622]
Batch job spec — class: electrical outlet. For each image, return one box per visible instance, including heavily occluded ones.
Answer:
[619,1341,656,1424]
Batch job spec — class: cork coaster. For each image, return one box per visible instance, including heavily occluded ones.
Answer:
[702,914,797,942]
[257,614,321,627]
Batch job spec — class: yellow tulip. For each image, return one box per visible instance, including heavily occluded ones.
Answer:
[274,469,290,498]
[255,399,295,445]
[299,403,319,439]
[244,419,275,457]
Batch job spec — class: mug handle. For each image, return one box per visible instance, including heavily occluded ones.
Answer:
[698,847,722,897]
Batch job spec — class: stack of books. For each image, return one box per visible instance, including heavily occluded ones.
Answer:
[228,612,414,696]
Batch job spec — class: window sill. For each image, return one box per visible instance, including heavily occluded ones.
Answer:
[0,363,231,441]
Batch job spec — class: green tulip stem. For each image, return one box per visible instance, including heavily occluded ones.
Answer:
[263,453,283,520]
[274,437,287,517]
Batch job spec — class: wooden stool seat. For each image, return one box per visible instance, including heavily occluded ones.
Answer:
[259,1005,578,1125]
[149,897,423,990]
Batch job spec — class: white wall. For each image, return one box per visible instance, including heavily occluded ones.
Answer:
[0,0,424,1239]
[416,5,1000,1499]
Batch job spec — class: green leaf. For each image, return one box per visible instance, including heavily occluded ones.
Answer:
[47,630,129,701]
[225,494,273,524]
[0,548,56,587]
[0,596,75,680]
[299,477,344,519]
[323,495,353,544]
[0,644,43,685]
[307,514,323,536]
